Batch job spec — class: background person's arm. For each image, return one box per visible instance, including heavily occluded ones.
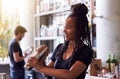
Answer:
[13,52,25,62]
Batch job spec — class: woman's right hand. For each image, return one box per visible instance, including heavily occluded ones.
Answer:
[27,57,45,70]
[25,45,48,69]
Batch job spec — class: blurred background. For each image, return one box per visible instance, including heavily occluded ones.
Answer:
[0,0,120,79]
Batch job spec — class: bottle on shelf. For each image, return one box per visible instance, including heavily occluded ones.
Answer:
[49,0,54,11]
[40,0,44,12]
[106,54,111,72]
[111,54,117,73]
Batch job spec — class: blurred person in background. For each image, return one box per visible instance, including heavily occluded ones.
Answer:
[8,25,27,79]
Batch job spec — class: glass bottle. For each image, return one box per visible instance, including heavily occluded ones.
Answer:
[106,54,111,72]
[111,54,117,73]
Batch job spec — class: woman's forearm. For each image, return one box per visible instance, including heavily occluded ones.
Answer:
[37,66,75,79]
[28,57,86,79]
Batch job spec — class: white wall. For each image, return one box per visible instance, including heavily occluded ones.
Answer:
[19,0,34,51]
[96,0,120,66]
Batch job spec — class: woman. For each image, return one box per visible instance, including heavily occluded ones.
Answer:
[27,3,93,79]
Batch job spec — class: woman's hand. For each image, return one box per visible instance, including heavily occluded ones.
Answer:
[27,57,45,70]
[26,45,48,70]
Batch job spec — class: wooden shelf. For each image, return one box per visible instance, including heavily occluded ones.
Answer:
[34,8,70,17]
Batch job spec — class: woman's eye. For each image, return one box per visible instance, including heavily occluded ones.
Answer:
[65,25,72,28]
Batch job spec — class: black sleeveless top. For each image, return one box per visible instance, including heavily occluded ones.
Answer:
[51,43,93,79]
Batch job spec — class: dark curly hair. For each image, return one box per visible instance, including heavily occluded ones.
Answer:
[64,3,91,67]
[69,3,91,50]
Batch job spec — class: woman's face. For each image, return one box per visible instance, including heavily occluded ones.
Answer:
[64,17,76,41]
